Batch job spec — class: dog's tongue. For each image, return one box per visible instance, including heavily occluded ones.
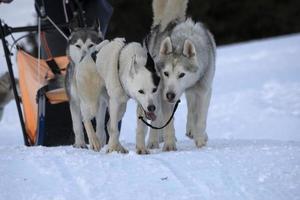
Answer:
[145,112,157,121]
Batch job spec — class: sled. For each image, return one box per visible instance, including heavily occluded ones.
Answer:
[0,0,113,146]
[17,50,74,145]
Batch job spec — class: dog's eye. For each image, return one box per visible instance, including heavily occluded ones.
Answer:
[164,72,169,77]
[152,88,157,93]
[138,90,145,94]
[88,44,94,48]
[178,73,185,79]
[75,44,81,49]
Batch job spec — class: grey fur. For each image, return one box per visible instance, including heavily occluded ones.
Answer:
[65,27,106,151]
[68,29,102,45]
[0,72,18,121]
[145,0,216,151]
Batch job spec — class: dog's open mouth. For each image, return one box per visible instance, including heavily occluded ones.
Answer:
[145,111,157,121]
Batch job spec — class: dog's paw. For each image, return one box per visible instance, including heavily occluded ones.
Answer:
[186,130,193,139]
[98,136,107,149]
[106,143,128,154]
[136,147,150,155]
[73,142,88,149]
[194,136,207,148]
[147,141,159,149]
[89,137,101,152]
[163,142,177,152]
[158,133,164,143]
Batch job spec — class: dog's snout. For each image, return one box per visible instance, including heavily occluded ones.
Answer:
[147,105,156,112]
[166,92,175,101]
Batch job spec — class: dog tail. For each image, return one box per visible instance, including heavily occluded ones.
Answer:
[152,0,188,31]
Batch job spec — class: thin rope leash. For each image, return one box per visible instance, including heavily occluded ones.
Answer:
[138,100,180,130]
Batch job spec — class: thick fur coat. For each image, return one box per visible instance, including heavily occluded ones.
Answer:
[146,0,216,150]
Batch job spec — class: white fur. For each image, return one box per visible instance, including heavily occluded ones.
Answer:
[67,38,107,151]
[96,39,160,154]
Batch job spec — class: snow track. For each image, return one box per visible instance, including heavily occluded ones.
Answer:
[0,140,299,200]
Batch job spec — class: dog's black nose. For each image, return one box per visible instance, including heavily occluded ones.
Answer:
[147,105,156,112]
[166,92,175,101]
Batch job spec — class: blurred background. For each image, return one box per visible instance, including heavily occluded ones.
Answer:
[106,0,300,45]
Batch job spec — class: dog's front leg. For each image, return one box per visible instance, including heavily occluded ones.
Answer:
[147,110,163,149]
[96,96,107,148]
[193,87,211,148]
[136,106,150,154]
[70,101,87,149]
[185,90,196,139]
[107,99,128,153]
[83,120,101,151]
[147,93,163,149]
[162,101,177,151]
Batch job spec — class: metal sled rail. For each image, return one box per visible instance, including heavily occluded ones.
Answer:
[0,22,70,38]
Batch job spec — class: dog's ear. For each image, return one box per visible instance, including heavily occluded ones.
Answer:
[0,72,13,92]
[1,72,9,79]
[91,19,100,31]
[183,39,196,58]
[129,55,138,77]
[92,19,103,35]
[90,19,103,40]
[159,37,172,56]
[0,72,11,83]
[69,18,80,33]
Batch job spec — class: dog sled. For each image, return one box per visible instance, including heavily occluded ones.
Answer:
[0,0,112,146]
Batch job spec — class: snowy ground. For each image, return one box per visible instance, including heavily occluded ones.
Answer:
[1,2,300,200]
[1,140,299,200]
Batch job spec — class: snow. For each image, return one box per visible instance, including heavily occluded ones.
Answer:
[1,2,300,200]
[1,141,299,200]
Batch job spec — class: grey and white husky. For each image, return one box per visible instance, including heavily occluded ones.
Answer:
[146,0,216,150]
[0,72,18,121]
[65,25,108,151]
[95,38,161,154]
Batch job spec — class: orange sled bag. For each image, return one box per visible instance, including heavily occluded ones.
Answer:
[17,50,74,146]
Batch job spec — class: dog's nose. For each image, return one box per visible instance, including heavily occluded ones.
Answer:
[147,105,156,112]
[166,92,175,101]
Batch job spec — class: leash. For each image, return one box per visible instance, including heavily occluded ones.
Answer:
[138,100,181,130]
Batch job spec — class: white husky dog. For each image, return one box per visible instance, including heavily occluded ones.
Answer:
[146,0,216,151]
[95,38,161,154]
[66,26,109,151]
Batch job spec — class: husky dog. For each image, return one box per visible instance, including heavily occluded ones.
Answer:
[146,0,216,151]
[0,72,18,121]
[95,38,160,154]
[65,25,109,151]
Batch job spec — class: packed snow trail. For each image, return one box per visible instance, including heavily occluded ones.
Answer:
[1,140,299,200]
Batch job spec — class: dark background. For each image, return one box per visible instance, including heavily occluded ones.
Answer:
[106,0,300,45]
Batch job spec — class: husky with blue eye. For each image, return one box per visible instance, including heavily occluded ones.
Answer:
[65,23,109,151]
[95,38,161,154]
[145,0,216,151]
